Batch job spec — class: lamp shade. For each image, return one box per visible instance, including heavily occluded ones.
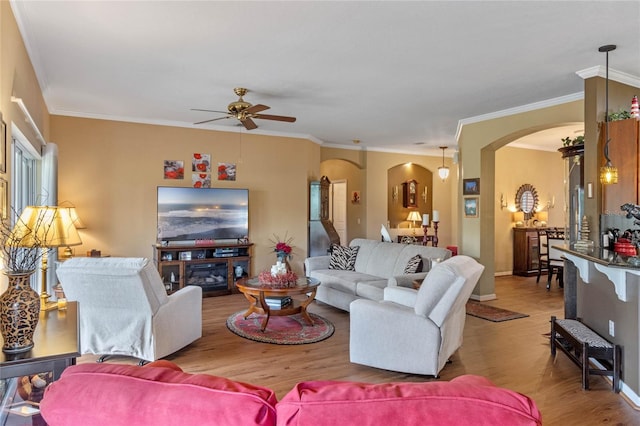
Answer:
[406,211,422,222]
[536,210,548,222]
[67,207,86,229]
[513,211,525,227]
[9,206,82,249]
[438,166,450,181]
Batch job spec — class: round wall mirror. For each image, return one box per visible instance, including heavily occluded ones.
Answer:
[515,183,539,220]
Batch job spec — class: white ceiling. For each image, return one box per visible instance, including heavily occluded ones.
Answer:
[9,1,640,156]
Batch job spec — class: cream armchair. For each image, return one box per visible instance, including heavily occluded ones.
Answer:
[57,257,202,363]
[349,255,484,376]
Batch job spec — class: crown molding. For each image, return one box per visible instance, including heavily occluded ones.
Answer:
[576,66,640,88]
[455,93,584,142]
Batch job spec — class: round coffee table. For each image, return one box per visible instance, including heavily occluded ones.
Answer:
[235,277,320,331]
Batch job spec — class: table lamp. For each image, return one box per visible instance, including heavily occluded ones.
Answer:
[536,210,548,227]
[406,211,422,235]
[513,211,525,228]
[11,206,82,310]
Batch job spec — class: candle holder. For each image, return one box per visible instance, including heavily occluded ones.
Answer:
[422,221,440,247]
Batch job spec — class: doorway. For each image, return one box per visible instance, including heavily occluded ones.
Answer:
[331,180,347,245]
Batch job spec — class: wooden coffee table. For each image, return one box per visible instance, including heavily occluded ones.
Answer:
[235,277,320,331]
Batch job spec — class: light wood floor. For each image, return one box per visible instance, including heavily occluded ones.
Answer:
[78,275,640,425]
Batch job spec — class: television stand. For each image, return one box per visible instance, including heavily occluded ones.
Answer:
[153,242,253,297]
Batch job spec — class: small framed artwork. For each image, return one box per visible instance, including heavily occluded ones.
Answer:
[351,191,361,203]
[464,197,479,218]
[217,163,236,181]
[0,177,7,219]
[463,178,480,195]
[163,160,184,179]
[192,173,211,188]
[0,119,6,174]
[192,153,211,172]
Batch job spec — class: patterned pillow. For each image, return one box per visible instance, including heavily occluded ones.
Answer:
[404,254,423,273]
[329,245,359,271]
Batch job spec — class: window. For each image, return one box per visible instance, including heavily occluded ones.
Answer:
[11,130,42,291]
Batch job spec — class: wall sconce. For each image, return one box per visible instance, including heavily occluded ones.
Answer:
[500,193,508,210]
[392,185,398,202]
[546,195,555,210]
[422,186,428,203]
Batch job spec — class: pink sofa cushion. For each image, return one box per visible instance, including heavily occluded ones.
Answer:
[276,375,542,426]
[40,363,277,426]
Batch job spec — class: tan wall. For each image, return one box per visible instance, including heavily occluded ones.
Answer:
[0,4,50,291]
[458,100,584,299]
[494,147,564,274]
[51,116,320,276]
[319,158,366,242]
[321,148,457,247]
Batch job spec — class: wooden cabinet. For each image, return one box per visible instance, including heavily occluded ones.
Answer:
[153,243,252,297]
[513,228,543,276]
[601,119,640,214]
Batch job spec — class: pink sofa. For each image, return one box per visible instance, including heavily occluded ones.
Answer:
[40,362,542,426]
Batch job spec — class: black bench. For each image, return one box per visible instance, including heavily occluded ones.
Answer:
[550,316,621,393]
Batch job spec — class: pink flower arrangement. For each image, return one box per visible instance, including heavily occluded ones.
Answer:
[258,270,299,288]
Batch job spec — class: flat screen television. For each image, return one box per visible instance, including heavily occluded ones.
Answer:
[157,186,249,243]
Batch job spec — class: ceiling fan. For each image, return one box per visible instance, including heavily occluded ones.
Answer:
[192,87,296,130]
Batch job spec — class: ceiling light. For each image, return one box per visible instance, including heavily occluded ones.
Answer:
[598,44,618,185]
[438,146,449,181]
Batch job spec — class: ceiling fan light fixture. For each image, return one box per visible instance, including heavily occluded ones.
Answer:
[438,146,449,181]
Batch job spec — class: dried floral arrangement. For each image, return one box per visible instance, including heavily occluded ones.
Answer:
[258,270,299,288]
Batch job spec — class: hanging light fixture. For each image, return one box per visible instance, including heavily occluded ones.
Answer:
[438,146,449,181]
[599,44,618,185]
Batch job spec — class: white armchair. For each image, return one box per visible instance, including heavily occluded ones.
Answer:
[56,257,202,363]
[349,255,484,376]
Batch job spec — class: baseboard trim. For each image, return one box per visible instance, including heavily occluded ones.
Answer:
[494,271,512,277]
[469,293,497,302]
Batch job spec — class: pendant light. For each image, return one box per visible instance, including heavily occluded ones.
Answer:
[599,44,618,185]
[438,146,449,181]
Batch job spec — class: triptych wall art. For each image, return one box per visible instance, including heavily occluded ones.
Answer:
[163,153,237,187]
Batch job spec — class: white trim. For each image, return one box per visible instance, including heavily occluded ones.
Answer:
[576,66,640,89]
[50,109,325,145]
[469,293,497,302]
[455,93,584,142]
[11,97,46,144]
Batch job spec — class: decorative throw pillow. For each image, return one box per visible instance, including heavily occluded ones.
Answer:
[329,245,359,271]
[404,254,423,274]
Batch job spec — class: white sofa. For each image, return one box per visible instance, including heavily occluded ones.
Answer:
[57,257,202,363]
[349,255,484,376]
[304,238,451,312]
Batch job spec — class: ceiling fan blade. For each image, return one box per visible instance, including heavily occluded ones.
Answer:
[194,116,231,125]
[254,114,297,123]
[191,108,229,114]
[244,104,270,114]
[241,117,258,130]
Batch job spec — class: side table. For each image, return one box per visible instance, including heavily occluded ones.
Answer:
[1,301,80,380]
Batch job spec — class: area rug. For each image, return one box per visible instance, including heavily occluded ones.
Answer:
[226,311,335,345]
[466,301,529,322]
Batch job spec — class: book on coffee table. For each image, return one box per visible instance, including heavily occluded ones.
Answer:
[265,296,292,309]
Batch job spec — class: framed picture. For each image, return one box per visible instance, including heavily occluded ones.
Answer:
[464,197,479,218]
[463,178,480,195]
[0,119,6,174]
[0,177,7,219]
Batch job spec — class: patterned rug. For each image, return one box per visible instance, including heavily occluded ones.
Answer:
[466,301,529,322]
[226,311,335,345]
